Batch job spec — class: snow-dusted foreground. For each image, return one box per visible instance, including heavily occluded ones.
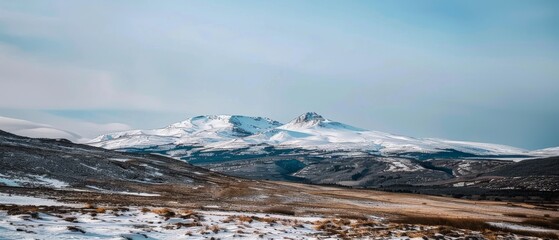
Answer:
[2,205,556,240]
[0,194,557,239]
[0,194,330,239]
[0,207,328,240]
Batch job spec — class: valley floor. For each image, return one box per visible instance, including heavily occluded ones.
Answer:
[0,182,558,240]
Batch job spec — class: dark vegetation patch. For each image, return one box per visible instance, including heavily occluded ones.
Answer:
[263,206,295,216]
[485,156,559,177]
[394,215,559,239]
[377,185,559,203]
[351,168,369,181]
[414,160,454,175]
[394,216,489,231]
[186,147,309,164]
[67,226,86,234]
[521,217,559,230]
[396,149,478,160]
[503,213,527,218]
[274,159,306,174]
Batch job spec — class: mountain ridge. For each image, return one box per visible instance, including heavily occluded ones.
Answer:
[88,112,554,159]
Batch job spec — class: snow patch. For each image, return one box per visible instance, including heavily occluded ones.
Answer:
[0,177,20,187]
[0,193,76,206]
[85,185,160,196]
[488,221,557,233]
[33,175,69,189]
[109,158,130,162]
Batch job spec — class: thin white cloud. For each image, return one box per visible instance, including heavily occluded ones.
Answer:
[0,114,132,142]
[0,116,80,141]
[0,7,59,38]
[0,44,162,110]
[0,1,557,149]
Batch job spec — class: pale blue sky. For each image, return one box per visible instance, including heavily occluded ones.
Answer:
[0,1,558,149]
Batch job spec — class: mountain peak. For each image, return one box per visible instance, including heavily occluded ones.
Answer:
[293,112,325,124]
[165,114,282,138]
[280,112,367,132]
[281,112,328,129]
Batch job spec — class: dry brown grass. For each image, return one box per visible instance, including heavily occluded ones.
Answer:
[209,224,220,233]
[405,231,427,238]
[176,209,200,220]
[351,219,380,228]
[175,221,202,228]
[3,205,40,215]
[394,216,490,231]
[178,209,194,215]
[237,215,253,223]
[222,216,234,223]
[258,217,278,224]
[336,213,369,220]
[223,215,278,225]
[313,219,354,239]
[314,219,351,230]
[151,208,175,217]
[83,203,95,209]
[394,215,559,239]
[215,183,254,198]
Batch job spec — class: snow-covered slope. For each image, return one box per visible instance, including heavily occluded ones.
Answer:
[89,112,553,159]
[242,113,378,150]
[0,116,81,142]
[90,115,282,149]
[240,112,529,156]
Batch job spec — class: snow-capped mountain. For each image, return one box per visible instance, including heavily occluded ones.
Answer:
[90,115,282,149]
[84,113,559,193]
[88,112,550,160]
[241,112,372,149]
[238,112,528,156]
[279,112,364,131]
